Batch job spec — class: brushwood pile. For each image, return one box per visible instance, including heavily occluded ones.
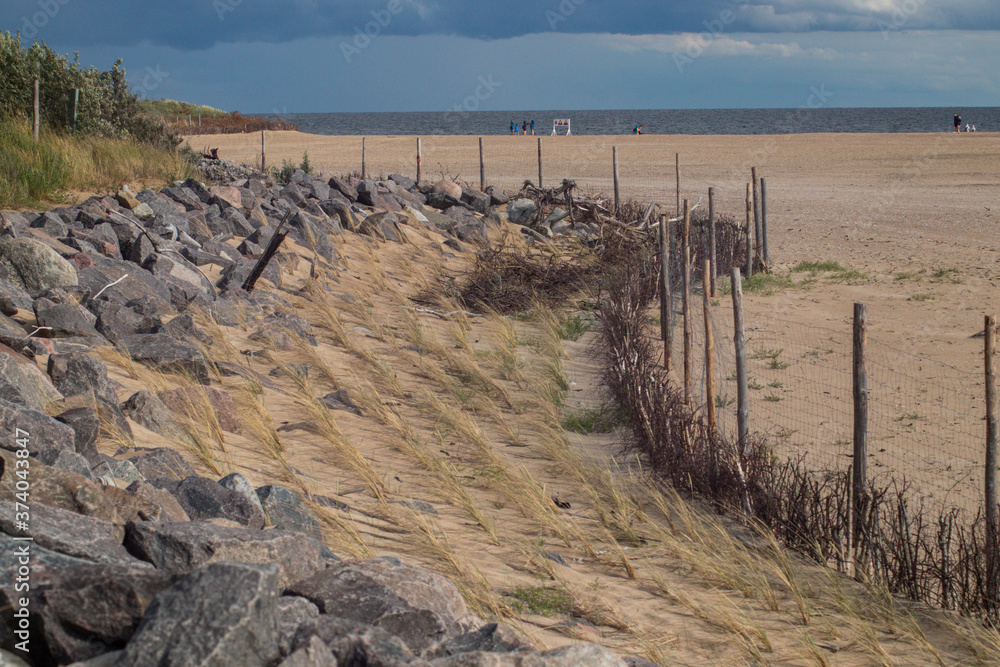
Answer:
[0,163,631,666]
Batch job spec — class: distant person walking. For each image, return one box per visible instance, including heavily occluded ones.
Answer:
[954,113,962,132]
[633,124,643,135]
[530,120,535,135]
[510,120,515,135]
[514,123,519,135]
[522,120,527,136]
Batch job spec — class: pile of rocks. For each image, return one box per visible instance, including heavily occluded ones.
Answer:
[0,171,640,665]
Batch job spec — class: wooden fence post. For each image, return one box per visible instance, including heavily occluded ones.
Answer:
[659,215,672,372]
[261,131,266,173]
[612,146,620,215]
[745,183,753,277]
[752,167,762,262]
[986,314,998,614]
[761,177,769,267]
[682,200,692,405]
[537,137,543,189]
[361,137,367,180]
[675,153,681,217]
[853,303,869,555]
[479,137,485,191]
[704,259,716,440]
[67,88,79,130]
[33,79,40,142]
[732,266,749,456]
[708,186,716,297]
[416,137,422,185]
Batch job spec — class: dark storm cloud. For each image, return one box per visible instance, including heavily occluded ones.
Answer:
[2,1,997,51]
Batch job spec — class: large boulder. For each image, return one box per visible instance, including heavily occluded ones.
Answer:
[0,449,120,525]
[0,344,62,412]
[0,501,131,563]
[506,199,537,225]
[158,476,265,528]
[123,447,196,482]
[286,557,468,654]
[123,521,330,587]
[0,238,78,291]
[47,352,119,407]
[121,562,282,667]
[432,179,462,200]
[116,334,211,384]
[255,485,323,540]
[0,398,75,456]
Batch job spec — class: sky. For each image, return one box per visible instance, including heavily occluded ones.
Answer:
[1,0,998,113]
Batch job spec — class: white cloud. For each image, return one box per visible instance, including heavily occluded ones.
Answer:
[600,33,842,60]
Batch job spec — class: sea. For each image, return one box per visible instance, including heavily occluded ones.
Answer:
[260,107,999,136]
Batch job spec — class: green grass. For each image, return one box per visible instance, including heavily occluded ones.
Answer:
[0,118,194,208]
[504,586,573,616]
[764,394,782,402]
[719,273,796,297]
[909,293,933,302]
[751,348,784,361]
[139,99,229,119]
[792,260,845,275]
[561,405,623,434]
[558,314,593,341]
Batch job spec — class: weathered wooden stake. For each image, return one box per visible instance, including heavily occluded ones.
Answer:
[659,215,672,372]
[853,303,869,552]
[612,146,620,215]
[361,137,367,180]
[416,137,422,185]
[682,200,692,405]
[243,211,291,293]
[752,167,762,260]
[708,186,717,297]
[761,177,769,266]
[261,131,266,172]
[732,268,748,459]
[537,137,543,189]
[675,153,681,216]
[986,314,998,613]
[479,137,485,191]
[703,259,716,440]
[745,183,753,277]
[33,79,40,142]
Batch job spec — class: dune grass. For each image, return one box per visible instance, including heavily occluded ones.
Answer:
[0,118,195,208]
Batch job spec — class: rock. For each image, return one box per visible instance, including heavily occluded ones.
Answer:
[0,561,173,665]
[290,616,416,666]
[485,186,509,207]
[280,182,309,208]
[328,177,358,203]
[222,207,253,236]
[389,174,416,190]
[505,199,537,225]
[286,556,468,654]
[101,484,176,525]
[158,386,242,435]
[122,562,281,667]
[0,398,75,456]
[124,481,190,523]
[255,485,323,540]
[208,185,244,210]
[218,472,266,519]
[131,203,155,221]
[320,197,357,232]
[0,501,131,563]
[166,476,265,528]
[137,190,185,218]
[358,211,408,244]
[79,254,174,314]
[142,253,216,298]
[280,635,337,666]
[0,449,120,524]
[433,179,463,200]
[218,258,282,291]
[0,344,62,412]
[320,389,362,416]
[428,644,628,666]
[452,221,490,247]
[428,622,534,659]
[124,447,196,482]
[36,448,94,480]
[30,211,68,238]
[276,597,321,657]
[124,521,328,587]
[105,459,143,485]
[47,352,119,407]
[121,391,193,444]
[115,187,141,210]
[0,237,79,291]
[460,190,491,215]
[116,334,211,384]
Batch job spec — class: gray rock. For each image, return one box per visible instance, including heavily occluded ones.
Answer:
[505,199,537,225]
[0,345,62,412]
[36,448,94,480]
[0,238,78,291]
[107,459,143,485]
[460,190,491,215]
[256,485,323,540]
[47,352,119,406]
[0,501,132,564]
[116,333,211,384]
[452,221,490,247]
[122,562,281,667]
[428,644,628,666]
[124,447,196,482]
[131,203,155,221]
[290,615,416,666]
[121,390,193,445]
[0,398,75,455]
[328,176,358,203]
[124,481,190,523]
[142,253,216,297]
[279,636,337,667]
[286,556,468,654]
[78,254,174,313]
[277,597,321,657]
[0,561,172,664]
[428,622,534,659]
[484,186,509,207]
[320,389,362,416]
[544,207,571,226]
[389,174,416,191]
[218,472,266,518]
[30,210,69,237]
[124,521,328,587]
[0,448,121,524]
[165,476,266,528]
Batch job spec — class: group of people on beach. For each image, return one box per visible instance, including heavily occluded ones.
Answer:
[510,120,535,135]
[954,113,977,133]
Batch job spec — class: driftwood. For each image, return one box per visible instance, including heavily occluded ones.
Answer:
[242,210,291,293]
